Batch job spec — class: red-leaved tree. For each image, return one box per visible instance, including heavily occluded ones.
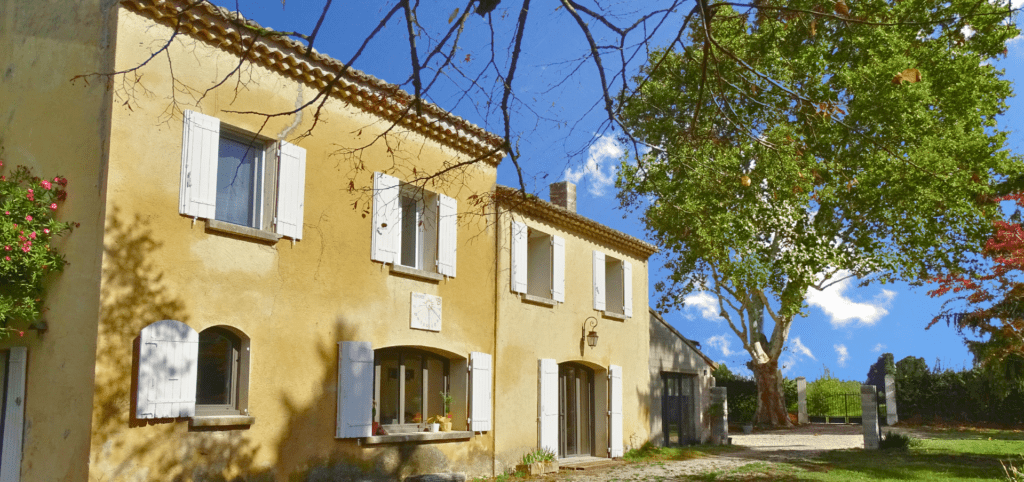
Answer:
[929,193,1024,387]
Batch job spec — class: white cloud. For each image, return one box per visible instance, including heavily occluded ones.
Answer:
[790,337,816,360]
[564,135,622,196]
[835,344,849,367]
[706,335,734,357]
[872,343,886,352]
[682,292,723,322]
[806,272,897,328]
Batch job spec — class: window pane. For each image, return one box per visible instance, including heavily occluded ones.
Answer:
[426,357,446,418]
[378,353,400,425]
[400,195,419,268]
[216,136,261,227]
[403,353,423,423]
[197,331,234,405]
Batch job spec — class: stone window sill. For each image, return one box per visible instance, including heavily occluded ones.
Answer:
[521,294,556,307]
[390,264,444,283]
[190,415,256,428]
[601,311,627,321]
[206,219,282,243]
[360,431,473,445]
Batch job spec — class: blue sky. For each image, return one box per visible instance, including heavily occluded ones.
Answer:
[209,0,1023,382]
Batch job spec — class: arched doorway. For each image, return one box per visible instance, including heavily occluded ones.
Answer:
[559,362,595,458]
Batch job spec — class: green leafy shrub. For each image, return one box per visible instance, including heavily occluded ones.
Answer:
[879,431,918,450]
[519,447,555,465]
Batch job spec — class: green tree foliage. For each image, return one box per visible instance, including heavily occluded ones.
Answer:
[617,0,1020,425]
[806,367,862,417]
[866,352,896,395]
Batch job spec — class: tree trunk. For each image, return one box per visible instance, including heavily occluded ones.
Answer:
[751,359,793,426]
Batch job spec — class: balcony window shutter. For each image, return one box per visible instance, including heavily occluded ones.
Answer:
[371,172,400,263]
[469,352,492,432]
[609,364,623,457]
[623,261,633,318]
[275,141,306,240]
[179,110,220,219]
[437,194,458,277]
[538,358,559,453]
[136,320,199,419]
[336,341,374,438]
[0,347,27,482]
[593,251,606,311]
[510,221,528,294]
[552,236,565,303]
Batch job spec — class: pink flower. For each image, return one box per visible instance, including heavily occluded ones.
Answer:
[43,228,50,234]
[26,194,33,201]
[40,180,51,190]
[29,232,36,240]
[50,203,57,210]
[17,331,23,337]
[24,215,32,222]
[2,256,8,262]
[27,189,33,194]
[21,246,29,253]
[3,246,9,251]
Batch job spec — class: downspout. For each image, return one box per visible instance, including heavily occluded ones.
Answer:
[491,196,501,478]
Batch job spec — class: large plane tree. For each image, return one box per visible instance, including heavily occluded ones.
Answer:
[616,0,1020,425]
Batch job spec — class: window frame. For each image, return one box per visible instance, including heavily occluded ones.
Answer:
[215,127,278,231]
[397,186,438,272]
[604,254,625,316]
[526,228,553,299]
[195,326,250,417]
[373,347,450,433]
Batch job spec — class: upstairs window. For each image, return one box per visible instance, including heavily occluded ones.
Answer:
[510,221,565,302]
[371,172,458,277]
[179,110,307,240]
[592,251,633,318]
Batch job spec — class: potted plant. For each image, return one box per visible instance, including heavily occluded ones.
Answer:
[426,415,446,432]
[742,419,754,434]
[439,391,454,431]
[514,448,558,476]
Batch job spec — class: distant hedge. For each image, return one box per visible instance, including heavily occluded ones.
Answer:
[892,355,1024,425]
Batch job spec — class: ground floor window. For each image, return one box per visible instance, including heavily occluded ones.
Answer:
[374,347,449,432]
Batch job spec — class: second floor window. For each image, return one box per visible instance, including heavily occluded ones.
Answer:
[371,172,458,277]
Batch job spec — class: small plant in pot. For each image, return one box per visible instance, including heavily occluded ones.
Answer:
[515,447,558,476]
[439,391,454,431]
[426,415,447,432]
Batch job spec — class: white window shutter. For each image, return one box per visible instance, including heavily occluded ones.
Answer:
[275,141,306,240]
[623,261,633,318]
[336,341,374,438]
[371,172,401,263]
[0,347,27,482]
[538,358,559,453]
[593,251,606,311]
[136,320,199,419]
[469,352,492,432]
[551,236,565,303]
[510,221,528,294]
[179,110,220,219]
[609,364,624,457]
[437,194,458,277]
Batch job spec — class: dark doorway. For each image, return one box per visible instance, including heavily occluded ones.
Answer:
[559,363,594,458]
[662,373,695,445]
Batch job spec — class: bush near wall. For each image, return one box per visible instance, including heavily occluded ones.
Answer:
[894,356,1024,425]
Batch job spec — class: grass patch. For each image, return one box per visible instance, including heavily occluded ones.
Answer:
[623,442,743,463]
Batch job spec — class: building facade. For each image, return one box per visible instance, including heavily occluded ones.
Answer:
[1,0,712,480]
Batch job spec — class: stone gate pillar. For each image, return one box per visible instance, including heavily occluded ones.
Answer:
[860,385,880,450]
[885,374,898,426]
[710,387,728,444]
[797,377,808,424]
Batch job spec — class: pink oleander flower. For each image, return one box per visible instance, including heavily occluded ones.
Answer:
[27,189,33,194]
[24,215,32,222]
[29,232,36,240]
[49,203,57,210]
[40,180,51,190]
[3,246,9,251]
[43,228,50,234]
[3,256,9,262]
[21,246,30,253]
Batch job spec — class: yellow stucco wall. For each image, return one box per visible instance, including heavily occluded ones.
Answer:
[89,7,498,481]
[492,208,651,470]
[0,1,118,480]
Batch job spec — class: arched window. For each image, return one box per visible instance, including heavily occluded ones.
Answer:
[196,327,249,416]
[374,347,450,432]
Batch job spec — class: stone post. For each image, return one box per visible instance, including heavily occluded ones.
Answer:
[884,374,898,426]
[797,377,808,424]
[860,385,880,450]
[710,387,728,444]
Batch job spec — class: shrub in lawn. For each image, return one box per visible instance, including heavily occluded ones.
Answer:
[1002,456,1023,482]
[879,431,918,450]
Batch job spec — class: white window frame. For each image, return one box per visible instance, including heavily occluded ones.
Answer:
[371,172,457,277]
[594,251,632,318]
[510,221,565,303]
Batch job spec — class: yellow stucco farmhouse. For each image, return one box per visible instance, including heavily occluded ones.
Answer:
[0,0,716,480]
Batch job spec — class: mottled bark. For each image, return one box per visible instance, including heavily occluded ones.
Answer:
[751,359,792,426]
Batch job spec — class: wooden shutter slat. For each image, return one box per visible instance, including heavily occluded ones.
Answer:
[437,194,458,277]
[136,320,198,420]
[179,110,220,219]
[538,358,559,453]
[275,141,307,239]
[469,352,492,432]
[510,221,528,294]
[371,172,400,263]
[609,364,623,457]
[336,341,374,438]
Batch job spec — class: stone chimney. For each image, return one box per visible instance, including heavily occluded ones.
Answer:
[550,181,577,213]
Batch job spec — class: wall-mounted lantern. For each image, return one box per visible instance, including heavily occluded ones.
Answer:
[583,316,599,348]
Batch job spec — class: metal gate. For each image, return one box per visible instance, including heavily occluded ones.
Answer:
[807,392,862,424]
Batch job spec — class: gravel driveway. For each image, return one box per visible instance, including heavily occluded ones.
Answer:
[544,424,868,481]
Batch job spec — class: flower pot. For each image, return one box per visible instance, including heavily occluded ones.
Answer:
[428,423,440,432]
[440,420,452,432]
[742,424,753,434]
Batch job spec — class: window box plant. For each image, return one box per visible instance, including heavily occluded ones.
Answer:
[515,448,558,476]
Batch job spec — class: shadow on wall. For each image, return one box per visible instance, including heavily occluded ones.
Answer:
[89,207,467,481]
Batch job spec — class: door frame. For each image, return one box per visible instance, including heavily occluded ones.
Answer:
[558,362,595,458]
